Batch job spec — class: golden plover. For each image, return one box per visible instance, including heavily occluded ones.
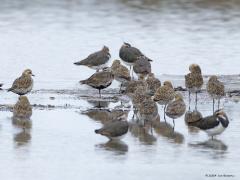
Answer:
[153,81,175,120]
[8,69,34,96]
[146,73,161,96]
[111,60,131,92]
[166,93,186,128]
[207,75,225,112]
[185,64,203,109]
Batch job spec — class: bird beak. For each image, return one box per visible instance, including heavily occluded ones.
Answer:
[32,74,35,77]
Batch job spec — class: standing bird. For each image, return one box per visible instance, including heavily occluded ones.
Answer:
[95,119,129,141]
[124,80,147,97]
[13,96,32,119]
[137,99,158,127]
[146,73,161,96]
[153,81,175,120]
[188,110,229,139]
[80,68,114,97]
[74,46,111,72]
[207,75,225,113]
[119,42,152,79]
[8,69,34,96]
[111,60,131,92]
[133,56,152,80]
[166,93,186,129]
[185,64,203,109]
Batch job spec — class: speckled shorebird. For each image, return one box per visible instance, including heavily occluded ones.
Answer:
[111,60,131,92]
[119,42,152,78]
[80,68,114,97]
[95,118,129,140]
[207,75,225,113]
[153,81,175,120]
[137,99,158,127]
[8,69,34,96]
[124,80,147,97]
[185,64,203,109]
[146,73,161,96]
[189,110,229,139]
[13,96,32,119]
[74,46,111,72]
[166,93,186,128]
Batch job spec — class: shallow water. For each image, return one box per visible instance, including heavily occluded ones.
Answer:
[0,0,240,179]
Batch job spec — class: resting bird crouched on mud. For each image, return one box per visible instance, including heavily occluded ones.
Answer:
[80,67,114,97]
[8,69,34,96]
[146,73,161,96]
[207,75,225,113]
[185,64,203,109]
[74,46,111,72]
[133,56,152,80]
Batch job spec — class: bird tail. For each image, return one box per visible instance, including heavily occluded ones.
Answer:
[79,79,87,84]
[74,58,88,66]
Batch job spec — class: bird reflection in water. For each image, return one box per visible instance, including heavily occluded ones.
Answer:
[87,99,110,109]
[189,139,228,159]
[129,121,157,145]
[152,116,184,144]
[96,140,128,155]
[11,95,32,147]
[82,107,129,124]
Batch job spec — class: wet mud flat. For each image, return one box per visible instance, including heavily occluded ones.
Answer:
[0,75,240,180]
[1,74,240,111]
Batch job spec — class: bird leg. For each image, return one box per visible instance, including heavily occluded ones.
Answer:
[195,92,198,110]
[188,91,191,111]
[172,119,175,131]
[119,83,122,93]
[99,89,101,98]
[164,105,167,123]
[217,99,220,110]
[213,98,215,114]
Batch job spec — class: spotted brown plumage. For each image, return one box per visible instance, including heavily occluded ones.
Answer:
[80,68,114,97]
[74,46,111,72]
[124,80,147,97]
[133,56,151,80]
[207,75,225,112]
[166,93,186,128]
[13,96,32,119]
[137,99,158,126]
[146,73,161,96]
[185,64,203,109]
[111,60,131,92]
[8,69,34,96]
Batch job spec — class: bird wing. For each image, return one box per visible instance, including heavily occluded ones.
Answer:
[9,76,32,90]
[193,115,220,130]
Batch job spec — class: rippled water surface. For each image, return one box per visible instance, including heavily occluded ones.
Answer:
[0,0,240,180]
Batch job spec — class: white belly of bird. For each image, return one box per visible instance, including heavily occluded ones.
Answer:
[110,134,126,141]
[91,62,109,71]
[205,123,226,136]
[122,61,134,67]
